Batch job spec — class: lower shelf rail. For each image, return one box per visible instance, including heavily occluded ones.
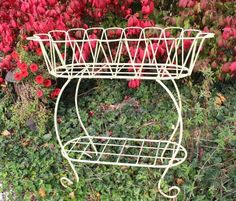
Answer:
[62,136,187,169]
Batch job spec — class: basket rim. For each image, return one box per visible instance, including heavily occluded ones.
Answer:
[27,26,214,42]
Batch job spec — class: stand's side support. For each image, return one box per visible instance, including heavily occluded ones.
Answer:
[75,78,98,155]
[156,77,185,199]
[160,70,182,160]
[54,78,79,188]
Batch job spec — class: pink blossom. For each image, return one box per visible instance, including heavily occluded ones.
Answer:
[92,0,106,9]
[129,46,137,58]
[179,0,188,8]
[148,43,166,58]
[142,5,151,15]
[88,34,97,49]
[233,28,236,39]
[229,62,236,72]
[222,27,233,40]
[183,39,192,49]
[128,79,141,89]
[203,26,210,33]
[221,62,231,74]
[127,15,139,27]
[224,16,233,26]
[179,0,196,8]
[47,0,58,6]
[138,48,145,60]
[200,0,207,10]
[217,36,225,47]
[141,0,149,6]
[141,1,154,16]
[140,20,154,28]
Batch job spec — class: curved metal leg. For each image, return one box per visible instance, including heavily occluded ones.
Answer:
[54,79,79,188]
[75,78,98,154]
[160,77,182,161]
[156,79,185,199]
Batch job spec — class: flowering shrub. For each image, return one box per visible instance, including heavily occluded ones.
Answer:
[12,57,60,99]
[0,0,235,92]
[0,2,235,200]
[175,0,236,80]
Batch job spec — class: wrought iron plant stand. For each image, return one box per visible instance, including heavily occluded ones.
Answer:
[28,27,213,199]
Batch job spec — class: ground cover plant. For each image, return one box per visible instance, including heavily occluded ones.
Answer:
[0,0,236,200]
[1,76,236,200]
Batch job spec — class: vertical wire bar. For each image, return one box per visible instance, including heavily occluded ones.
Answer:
[163,39,175,77]
[99,40,113,75]
[116,140,127,163]
[97,138,111,161]
[136,141,145,164]
[104,28,114,64]
[153,141,161,166]
[114,30,125,76]
[181,31,201,75]
[78,141,93,160]
[150,28,162,65]
[113,28,124,62]
[133,29,143,77]
[189,37,206,74]
[138,29,146,77]
[75,78,98,154]
[123,28,137,75]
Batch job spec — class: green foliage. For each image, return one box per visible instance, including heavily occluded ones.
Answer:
[10,83,50,136]
[1,1,236,200]
[1,78,236,200]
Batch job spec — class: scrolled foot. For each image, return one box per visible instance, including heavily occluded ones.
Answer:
[60,177,74,188]
[159,185,180,199]
[158,179,180,199]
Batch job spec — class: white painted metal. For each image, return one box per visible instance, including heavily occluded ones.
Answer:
[27,27,214,199]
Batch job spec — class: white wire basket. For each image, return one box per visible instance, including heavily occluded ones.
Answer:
[28,26,214,199]
[28,27,214,80]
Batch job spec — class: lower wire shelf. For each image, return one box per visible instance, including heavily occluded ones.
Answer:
[62,136,187,169]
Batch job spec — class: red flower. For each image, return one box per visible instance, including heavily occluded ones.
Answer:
[36,89,43,98]
[35,75,44,84]
[127,15,139,27]
[50,88,61,99]
[0,77,4,84]
[88,34,97,49]
[221,62,231,73]
[53,88,61,96]
[14,72,23,81]
[48,0,57,6]
[183,39,192,49]
[36,48,42,56]
[30,63,39,72]
[222,27,233,40]
[11,51,19,60]
[92,0,106,9]
[128,79,141,89]
[43,79,52,87]
[19,62,28,71]
[229,62,236,72]
[142,2,154,16]
[89,111,95,117]
[21,70,29,78]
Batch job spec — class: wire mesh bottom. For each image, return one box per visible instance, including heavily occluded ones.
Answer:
[52,64,190,80]
[63,136,187,168]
